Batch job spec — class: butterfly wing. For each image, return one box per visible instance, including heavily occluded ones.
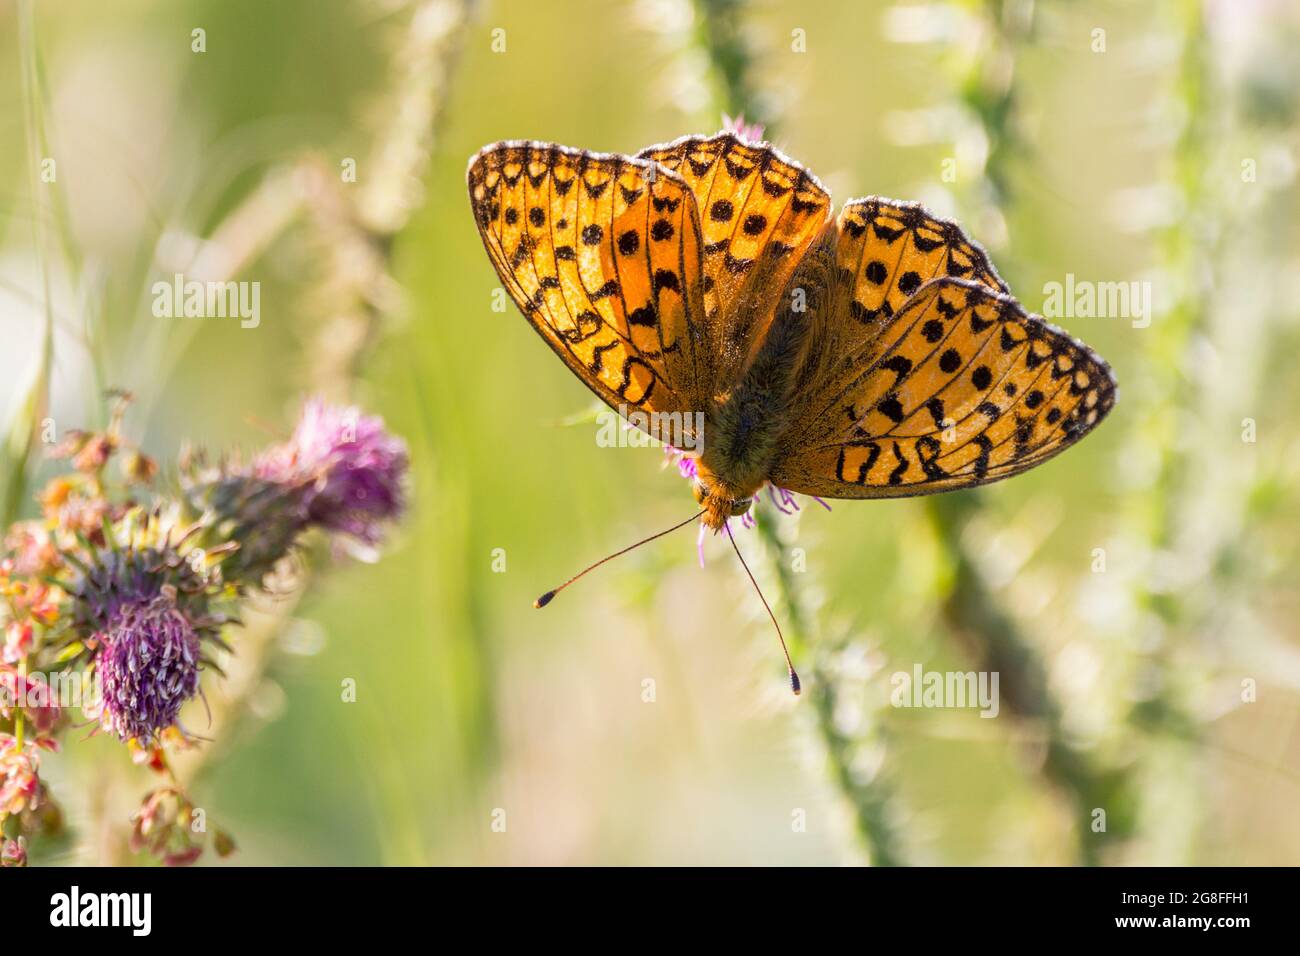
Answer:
[467,141,709,438]
[824,197,1009,368]
[636,133,832,386]
[770,276,1117,498]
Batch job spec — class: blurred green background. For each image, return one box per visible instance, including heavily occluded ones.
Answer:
[2,0,1298,865]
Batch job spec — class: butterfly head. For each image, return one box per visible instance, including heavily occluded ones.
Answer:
[692,473,753,531]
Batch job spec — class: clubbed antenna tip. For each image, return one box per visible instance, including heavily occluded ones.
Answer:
[531,510,704,609]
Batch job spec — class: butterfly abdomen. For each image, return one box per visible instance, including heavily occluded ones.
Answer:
[704,389,787,494]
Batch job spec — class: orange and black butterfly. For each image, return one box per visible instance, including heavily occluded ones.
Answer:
[467,132,1116,692]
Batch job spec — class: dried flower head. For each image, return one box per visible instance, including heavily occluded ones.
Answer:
[0,735,41,816]
[129,785,228,867]
[123,450,159,485]
[38,475,111,537]
[0,835,26,867]
[3,523,59,577]
[0,665,61,735]
[73,433,117,473]
[2,621,32,665]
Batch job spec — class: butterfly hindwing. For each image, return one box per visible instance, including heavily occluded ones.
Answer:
[636,133,832,383]
[468,141,708,435]
[771,277,1117,498]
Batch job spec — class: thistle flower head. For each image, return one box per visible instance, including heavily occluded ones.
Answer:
[665,443,699,481]
[183,469,311,584]
[66,536,216,638]
[95,595,202,744]
[255,397,408,546]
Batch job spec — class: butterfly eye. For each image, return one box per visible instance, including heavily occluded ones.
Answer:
[729,498,753,517]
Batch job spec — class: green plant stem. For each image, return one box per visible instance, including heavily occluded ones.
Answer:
[751,514,905,865]
[1116,0,1217,865]
[687,0,907,866]
[915,0,1141,864]
[693,0,764,123]
[927,495,1129,864]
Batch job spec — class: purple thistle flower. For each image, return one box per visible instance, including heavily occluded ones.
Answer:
[663,443,699,481]
[96,596,201,743]
[256,398,409,547]
[722,113,766,144]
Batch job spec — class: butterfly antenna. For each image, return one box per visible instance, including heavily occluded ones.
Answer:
[725,521,800,696]
[534,509,705,609]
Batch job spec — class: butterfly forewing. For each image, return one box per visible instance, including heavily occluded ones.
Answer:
[636,133,832,383]
[468,141,709,434]
[771,277,1117,498]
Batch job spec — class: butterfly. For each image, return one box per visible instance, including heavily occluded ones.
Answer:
[467,132,1116,692]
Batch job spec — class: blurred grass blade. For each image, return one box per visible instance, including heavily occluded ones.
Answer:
[3,0,57,525]
[0,363,49,526]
